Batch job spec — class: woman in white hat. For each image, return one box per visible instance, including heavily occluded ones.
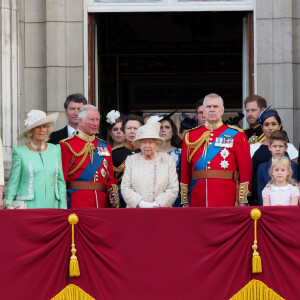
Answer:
[121,122,179,208]
[5,110,66,209]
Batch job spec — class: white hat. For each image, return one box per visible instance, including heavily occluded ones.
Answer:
[132,122,165,148]
[17,110,59,140]
[106,110,121,125]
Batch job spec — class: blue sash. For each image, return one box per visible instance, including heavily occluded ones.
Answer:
[67,139,108,207]
[188,128,238,201]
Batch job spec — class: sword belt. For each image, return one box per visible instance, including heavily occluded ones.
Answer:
[192,170,239,181]
[67,181,107,193]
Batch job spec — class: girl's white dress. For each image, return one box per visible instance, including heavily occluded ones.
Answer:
[262,184,299,206]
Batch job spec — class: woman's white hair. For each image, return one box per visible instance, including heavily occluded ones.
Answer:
[78,104,100,121]
[203,93,224,107]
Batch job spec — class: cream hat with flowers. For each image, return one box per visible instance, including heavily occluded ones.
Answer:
[132,122,165,148]
[17,110,59,140]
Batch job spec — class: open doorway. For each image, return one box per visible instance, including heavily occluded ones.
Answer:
[89,11,253,133]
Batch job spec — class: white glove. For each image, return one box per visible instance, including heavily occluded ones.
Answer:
[138,200,155,208]
[5,204,14,209]
[152,201,160,208]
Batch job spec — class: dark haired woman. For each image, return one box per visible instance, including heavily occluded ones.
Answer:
[249,108,298,205]
[112,114,144,207]
[158,117,182,207]
[106,110,125,149]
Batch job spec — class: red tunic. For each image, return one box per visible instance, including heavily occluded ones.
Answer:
[181,123,252,207]
[60,132,116,208]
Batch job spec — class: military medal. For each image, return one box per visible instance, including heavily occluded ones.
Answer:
[103,158,108,169]
[101,168,106,178]
[249,134,258,144]
[220,160,229,169]
[97,146,105,156]
[103,147,110,156]
[220,147,230,169]
[220,148,230,159]
[215,137,233,148]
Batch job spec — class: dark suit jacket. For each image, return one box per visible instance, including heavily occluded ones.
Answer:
[48,126,68,145]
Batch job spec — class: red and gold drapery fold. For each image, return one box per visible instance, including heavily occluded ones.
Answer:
[0,207,298,299]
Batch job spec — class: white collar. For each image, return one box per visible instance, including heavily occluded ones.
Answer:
[67,124,77,137]
[270,184,292,191]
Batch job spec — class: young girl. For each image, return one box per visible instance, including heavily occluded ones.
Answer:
[262,156,299,206]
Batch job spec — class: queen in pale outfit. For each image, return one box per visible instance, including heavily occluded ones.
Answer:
[121,122,179,208]
[5,110,66,209]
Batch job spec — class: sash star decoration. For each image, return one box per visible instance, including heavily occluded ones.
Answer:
[220,160,229,169]
[220,148,230,159]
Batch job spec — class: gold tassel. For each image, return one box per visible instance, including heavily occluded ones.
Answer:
[68,214,80,277]
[250,209,262,274]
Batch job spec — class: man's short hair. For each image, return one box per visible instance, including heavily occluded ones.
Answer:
[203,93,224,107]
[269,130,288,146]
[195,98,204,112]
[244,94,267,109]
[64,93,87,110]
[78,104,99,121]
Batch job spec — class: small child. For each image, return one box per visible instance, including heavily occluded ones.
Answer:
[262,156,299,206]
[257,130,298,205]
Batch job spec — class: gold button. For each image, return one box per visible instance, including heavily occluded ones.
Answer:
[209,138,213,141]
[207,166,211,170]
[207,161,211,165]
[210,133,214,136]
[209,142,212,145]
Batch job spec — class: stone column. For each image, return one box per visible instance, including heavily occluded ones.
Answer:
[256,0,297,145]
[45,0,84,130]
[0,0,19,178]
[293,0,300,148]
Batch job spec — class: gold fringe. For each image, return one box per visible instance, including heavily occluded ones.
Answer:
[62,141,95,176]
[185,131,211,164]
[51,284,95,300]
[229,279,284,300]
[68,214,80,277]
[250,209,262,274]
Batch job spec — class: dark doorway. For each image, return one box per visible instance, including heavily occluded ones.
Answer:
[96,11,247,118]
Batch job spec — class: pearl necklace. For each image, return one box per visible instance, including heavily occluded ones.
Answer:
[30,142,45,152]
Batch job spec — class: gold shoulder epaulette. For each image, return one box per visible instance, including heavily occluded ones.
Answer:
[187,125,202,133]
[112,145,124,152]
[95,136,109,144]
[60,136,74,143]
[228,125,243,132]
[185,130,211,164]
[243,127,249,131]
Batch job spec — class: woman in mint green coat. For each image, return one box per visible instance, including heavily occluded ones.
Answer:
[5,110,66,209]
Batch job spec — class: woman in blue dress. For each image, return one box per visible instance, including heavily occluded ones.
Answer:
[158,117,182,207]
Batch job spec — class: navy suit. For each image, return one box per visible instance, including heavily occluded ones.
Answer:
[48,126,68,145]
[257,159,298,205]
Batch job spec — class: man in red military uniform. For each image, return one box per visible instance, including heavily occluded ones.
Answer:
[180,93,252,207]
[60,104,118,208]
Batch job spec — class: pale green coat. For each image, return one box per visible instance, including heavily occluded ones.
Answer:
[5,144,66,208]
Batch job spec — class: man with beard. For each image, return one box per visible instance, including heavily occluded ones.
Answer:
[243,95,267,144]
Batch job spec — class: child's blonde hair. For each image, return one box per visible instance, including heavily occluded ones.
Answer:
[268,156,297,186]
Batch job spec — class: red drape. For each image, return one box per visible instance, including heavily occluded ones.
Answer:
[0,207,299,300]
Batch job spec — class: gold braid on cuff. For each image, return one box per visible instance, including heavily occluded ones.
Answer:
[111,184,120,208]
[239,182,249,204]
[180,183,189,205]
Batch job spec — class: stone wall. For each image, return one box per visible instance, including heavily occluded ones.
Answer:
[256,0,299,147]
[22,0,85,132]
[0,0,19,177]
